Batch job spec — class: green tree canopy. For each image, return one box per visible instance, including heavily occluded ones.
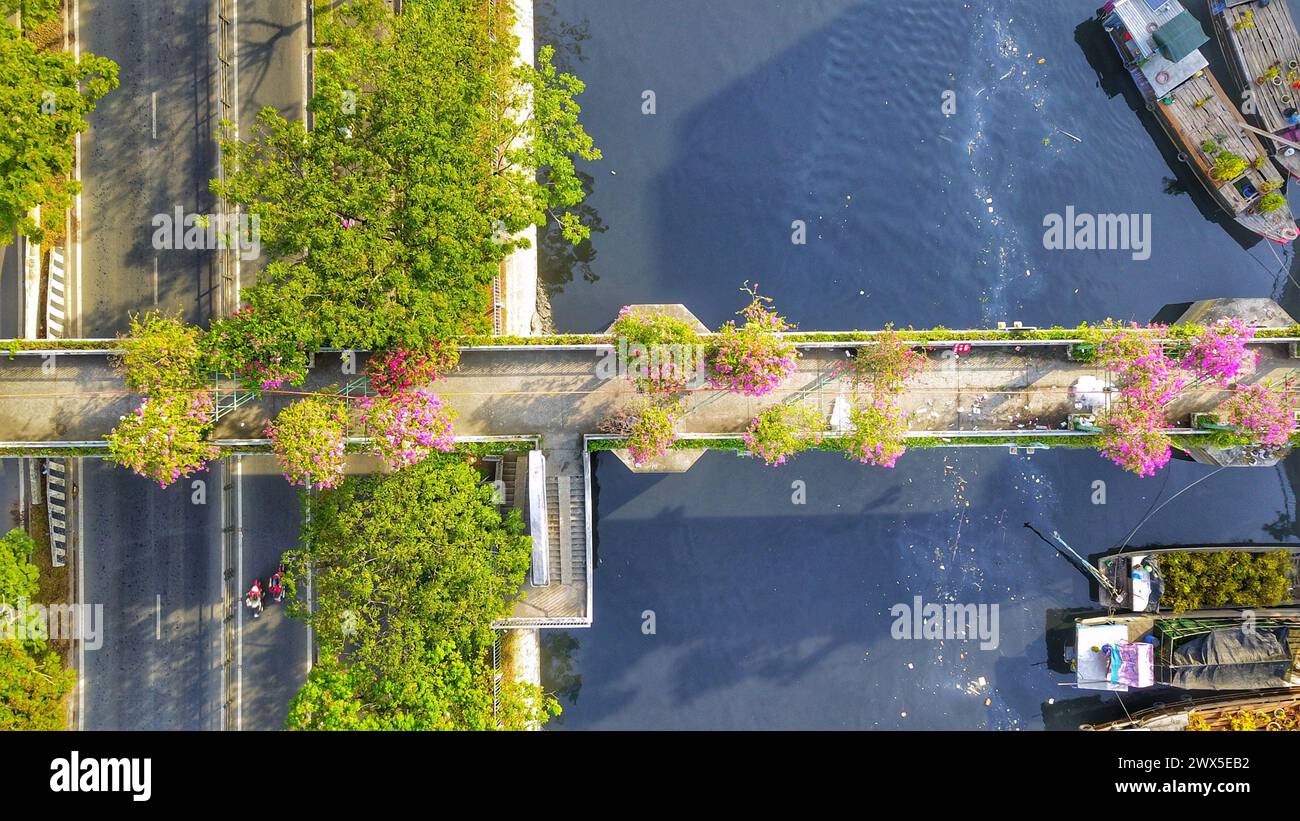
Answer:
[0,527,72,730]
[1,1,59,27]
[284,455,558,729]
[0,527,38,605]
[0,639,74,730]
[0,17,117,244]
[212,0,599,352]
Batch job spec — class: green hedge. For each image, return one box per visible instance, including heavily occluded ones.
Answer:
[0,440,538,458]
[11,322,1300,354]
[587,432,1227,455]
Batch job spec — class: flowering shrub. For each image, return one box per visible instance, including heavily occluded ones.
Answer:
[840,327,927,392]
[610,306,704,392]
[267,396,350,488]
[114,310,205,395]
[1095,325,1182,476]
[366,343,460,397]
[1100,404,1172,477]
[107,392,219,487]
[1097,325,1185,406]
[625,401,681,466]
[841,397,909,468]
[361,388,456,470]
[834,328,925,469]
[600,401,682,466]
[1179,319,1256,386]
[204,303,316,393]
[1221,382,1297,446]
[743,403,825,466]
[708,287,798,397]
[611,306,701,347]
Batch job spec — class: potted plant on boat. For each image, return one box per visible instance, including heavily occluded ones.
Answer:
[1257,192,1287,213]
[1211,150,1248,181]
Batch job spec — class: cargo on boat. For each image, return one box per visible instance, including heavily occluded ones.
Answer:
[1083,687,1300,729]
[1096,544,1300,611]
[1208,0,1300,179]
[1071,609,1300,691]
[1100,0,1299,243]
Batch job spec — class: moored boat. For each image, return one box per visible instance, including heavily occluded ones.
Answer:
[1072,609,1300,691]
[1083,687,1300,729]
[1208,0,1300,179]
[1100,0,1299,243]
[1096,544,1300,611]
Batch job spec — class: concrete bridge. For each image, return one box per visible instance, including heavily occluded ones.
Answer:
[3,297,1298,626]
[2,299,1298,460]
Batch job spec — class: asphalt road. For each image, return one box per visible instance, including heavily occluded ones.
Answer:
[71,1,310,731]
[80,0,218,336]
[81,458,224,730]
[236,0,308,285]
[229,4,311,727]
[235,456,310,729]
[0,234,21,338]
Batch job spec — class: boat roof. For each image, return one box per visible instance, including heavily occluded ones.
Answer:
[1107,0,1210,97]
[1154,7,1209,62]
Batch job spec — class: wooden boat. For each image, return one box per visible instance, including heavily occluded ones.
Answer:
[1100,0,1299,243]
[1072,609,1300,691]
[1208,0,1300,179]
[1095,544,1300,611]
[1083,687,1300,729]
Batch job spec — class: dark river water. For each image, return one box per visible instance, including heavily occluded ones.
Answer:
[536,0,1300,729]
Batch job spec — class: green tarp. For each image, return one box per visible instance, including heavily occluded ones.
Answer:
[1154,10,1209,63]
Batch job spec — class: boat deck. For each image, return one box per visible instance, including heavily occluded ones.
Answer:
[1156,69,1297,240]
[1098,547,1300,611]
[1211,0,1300,177]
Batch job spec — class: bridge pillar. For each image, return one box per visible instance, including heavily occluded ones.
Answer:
[1178,441,1289,468]
[612,447,707,474]
[603,304,710,335]
[1157,297,1298,328]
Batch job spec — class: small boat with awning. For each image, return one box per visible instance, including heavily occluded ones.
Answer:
[1100,0,1299,243]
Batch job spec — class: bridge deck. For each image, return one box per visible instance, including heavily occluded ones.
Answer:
[1,344,1297,446]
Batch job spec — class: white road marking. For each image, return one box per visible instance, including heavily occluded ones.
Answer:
[151,91,157,139]
[155,594,161,639]
[235,456,243,731]
[76,461,86,726]
[72,0,82,337]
